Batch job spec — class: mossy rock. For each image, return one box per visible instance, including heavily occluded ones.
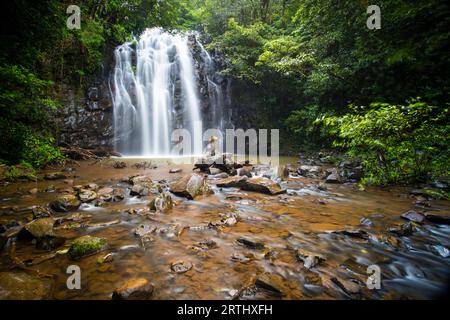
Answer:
[67,235,108,260]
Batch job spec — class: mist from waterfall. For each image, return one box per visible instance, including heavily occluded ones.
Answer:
[112,28,208,157]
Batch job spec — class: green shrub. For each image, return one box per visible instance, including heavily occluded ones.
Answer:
[322,100,450,185]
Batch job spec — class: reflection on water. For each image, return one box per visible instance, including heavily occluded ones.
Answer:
[0,157,449,299]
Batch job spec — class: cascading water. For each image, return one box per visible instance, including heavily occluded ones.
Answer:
[112,28,220,157]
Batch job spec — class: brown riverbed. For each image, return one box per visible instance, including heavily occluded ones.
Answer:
[0,157,449,300]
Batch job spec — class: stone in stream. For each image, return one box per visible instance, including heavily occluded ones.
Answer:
[170,260,193,273]
[330,277,361,295]
[296,249,326,269]
[237,237,265,250]
[359,217,374,227]
[18,217,55,240]
[97,253,114,264]
[424,213,450,225]
[0,271,53,299]
[255,274,284,297]
[31,206,52,219]
[169,173,213,200]
[333,229,370,240]
[130,184,150,197]
[129,175,153,186]
[112,161,126,169]
[400,210,425,224]
[325,172,341,183]
[214,175,246,188]
[298,165,321,177]
[389,222,415,237]
[36,235,66,251]
[97,187,124,202]
[148,192,173,213]
[78,189,97,203]
[231,252,254,263]
[49,194,81,212]
[67,235,108,260]
[169,168,182,173]
[44,172,68,180]
[239,177,286,195]
[208,167,223,175]
[112,278,154,300]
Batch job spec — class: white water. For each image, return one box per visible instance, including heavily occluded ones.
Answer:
[112,28,206,156]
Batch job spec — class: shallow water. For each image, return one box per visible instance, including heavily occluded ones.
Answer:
[0,157,449,299]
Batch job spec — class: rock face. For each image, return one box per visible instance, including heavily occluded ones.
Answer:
[67,235,108,260]
[50,194,81,212]
[170,174,213,199]
[112,278,154,300]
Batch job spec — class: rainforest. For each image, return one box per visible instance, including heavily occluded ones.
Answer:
[0,0,449,302]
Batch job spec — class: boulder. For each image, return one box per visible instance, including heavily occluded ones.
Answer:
[325,170,341,183]
[18,218,55,240]
[112,278,154,300]
[67,235,108,260]
[149,192,173,213]
[97,187,124,202]
[49,194,81,212]
[130,184,150,197]
[298,165,321,177]
[170,174,213,199]
[78,189,97,203]
[400,210,425,224]
[239,177,286,195]
[213,175,246,188]
[32,206,52,219]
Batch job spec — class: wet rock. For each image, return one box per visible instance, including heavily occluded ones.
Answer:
[36,235,65,251]
[170,260,193,273]
[130,184,150,197]
[325,170,341,183]
[113,161,126,169]
[170,173,213,199]
[359,218,374,227]
[198,239,217,250]
[0,235,7,251]
[149,192,173,213]
[49,194,81,212]
[78,189,97,203]
[296,249,326,269]
[431,245,450,258]
[44,172,67,180]
[214,175,246,188]
[389,222,415,236]
[67,235,108,260]
[209,172,229,180]
[298,165,321,177]
[29,188,38,195]
[238,165,253,178]
[130,175,153,185]
[0,271,53,299]
[400,210,425,224]
[255,274,284,297]
[239,177,286,195]
[112,278,154,300]
[32,206,52,219]
[424,213,450,225]
[18,218,55,240]
[333,229,370,240]
[330,277,361,295]
[169,168,182,173]
[97,253,114,264]
[223,216,237,227]
[97,187,124,202]
[208,167,223,175]
[237,237,265,250]
[133,224,156,237]
[231,252,253,263]
[133,161,156,170]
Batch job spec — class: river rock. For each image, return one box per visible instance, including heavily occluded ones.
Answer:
[18,218,55,240]
[113,161,126,169]
[298,165,321,177]
[238,165,253,177]
[389,222,415,236]
[400,210,425,224]
[296,249,326,269]
[333,229,370,240]
[255,274,284,297]
[170,173,213,199]
[44,172,67,180]
[149,192,173,213]
[237,237,265,250]
[49,194,81,212]
[208,167,223,175]
[97,187,124,202]
[214,175,246,188]
[169,168,182,173]
[32,206,52,219]
[130,184,150,197]
[78,189,97,202]
[67,235,108,259]
[424,213,450,225]
[36,235,65,251]
[239,177,286,195]
[0,271,53,299]
[170,260,193,273]
[331,277,361,295]
[130,175,153,186]
[325,171,341,183]
[231,252,253,263]
[112,278,154,300]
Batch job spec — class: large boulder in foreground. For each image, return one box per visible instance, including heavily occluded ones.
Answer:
[50,194,81,212]
[239,177,286,195]
[67,235,107,260]
[170,174,213,199]
[112,278,154,300]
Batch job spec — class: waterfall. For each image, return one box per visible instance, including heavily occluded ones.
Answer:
[112,28,208,157]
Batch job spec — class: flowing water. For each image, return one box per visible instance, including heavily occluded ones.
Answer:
[0,158,449,300]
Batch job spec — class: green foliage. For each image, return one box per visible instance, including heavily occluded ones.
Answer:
[322,100,450,185]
